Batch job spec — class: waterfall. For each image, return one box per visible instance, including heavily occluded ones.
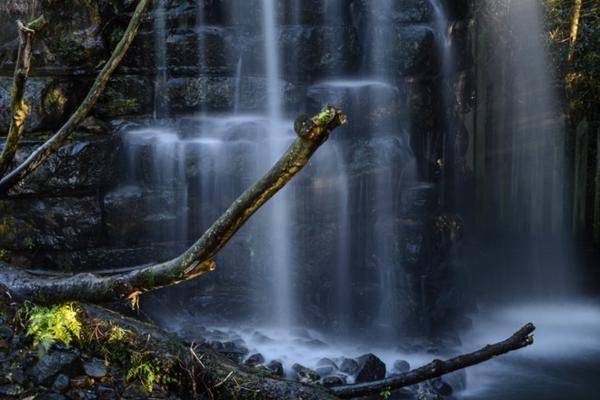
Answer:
[471,0,571,299]
[259,0,295,327]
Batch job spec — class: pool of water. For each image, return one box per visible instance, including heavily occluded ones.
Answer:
[148,300,600,398]
[458,301,600,400]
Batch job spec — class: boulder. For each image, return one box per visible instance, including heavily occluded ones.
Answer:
[0,384,24,396]
[83,358,107,378]
[321,375,346,387]
[354,353,386,383]
[339,357,359,375]
[244,353,265,367]
[393,359,411,373]
[315,358,338,376]
[28,349,83,386]
[292,363,320,384]
[51,373,70,393]
[264,360,284,377]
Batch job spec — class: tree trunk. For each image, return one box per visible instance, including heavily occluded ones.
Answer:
[0,16,47,176]
[0,106,347,304]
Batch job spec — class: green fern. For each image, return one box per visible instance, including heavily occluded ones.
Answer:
[25,303,82,356]
[127,353,159,392]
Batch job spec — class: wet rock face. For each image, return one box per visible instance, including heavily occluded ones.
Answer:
[0,78,84,135]
[0,196,103,252]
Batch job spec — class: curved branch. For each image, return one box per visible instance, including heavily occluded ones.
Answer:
[0,15,47,177]
[0,105,348,304]
[0,0,152,194]
[331,323,536,398]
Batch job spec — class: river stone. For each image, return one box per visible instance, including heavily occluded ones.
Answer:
[46,395,68,400]
[52,373,70,393]
[244,353,265,367]
[218,340,249,363]
[339,357,359,375]
[431,377,453,396]
[96,384,117,399]
[322,375,347,388]
[292,363,321,383]
[83,358,107,378]
[28,349,82,386]
[264,360,284,377]
[0,384,24,396]
[393,359,411,373]
[355,353,386,383]
[0,325,13,338]
[444,370,466,392]
[315,358,338,376]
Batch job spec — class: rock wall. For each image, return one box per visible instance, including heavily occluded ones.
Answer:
[0,0,474,336]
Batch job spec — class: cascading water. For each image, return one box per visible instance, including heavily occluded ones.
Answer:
[153,0,168,118]
[260,0,295,328]
[470,0,571,299]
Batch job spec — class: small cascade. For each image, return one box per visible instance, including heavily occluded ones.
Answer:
[123,128,189,247]
[153,0,168,118]
[233,56,243,113]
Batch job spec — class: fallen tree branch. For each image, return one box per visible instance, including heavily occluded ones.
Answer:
[331,323,536,398]
[0,15,47,177]
[0,105,347,304]
[0,0,152,194]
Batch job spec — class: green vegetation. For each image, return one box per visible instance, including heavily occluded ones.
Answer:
[380,387,392,399]
[126,351,178,392]
[20,303,82,356]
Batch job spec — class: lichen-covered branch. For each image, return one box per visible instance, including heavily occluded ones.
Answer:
[0,15,47,177]
[0,0,152,194]
[331,323,536,398]
[0,105,347,304]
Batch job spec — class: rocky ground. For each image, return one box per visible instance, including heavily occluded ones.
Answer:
[0,304,464,400]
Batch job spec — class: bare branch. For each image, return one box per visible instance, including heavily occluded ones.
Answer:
[331,323,536,398]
